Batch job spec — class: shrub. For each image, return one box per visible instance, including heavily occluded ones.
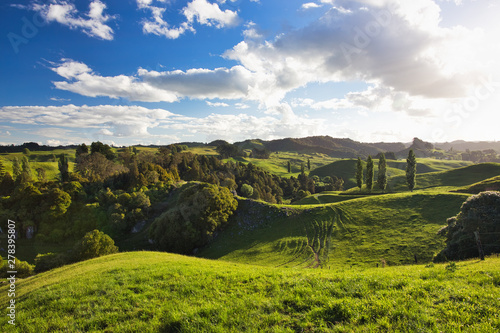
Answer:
[73,229,119,261]
[34,253,67,273]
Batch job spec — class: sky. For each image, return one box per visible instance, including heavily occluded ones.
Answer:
[0,0,499,146]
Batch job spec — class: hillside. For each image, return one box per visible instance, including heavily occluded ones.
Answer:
[2,252,499,332]
[309,158,472,190]
[200,192,469,267]
[388,163,500,192]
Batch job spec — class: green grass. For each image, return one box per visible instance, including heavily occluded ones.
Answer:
[200,192,470,268]
[310,158,473,190]
[454,175,500,194]
[388,163,500,192]
[2,251,500,332]
[291,192,361,205]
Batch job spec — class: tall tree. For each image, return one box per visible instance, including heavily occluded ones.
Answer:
[307,158,311,171]
[287,160,291,173]
[406,149,417,192]
[12,157,22,180]
[58,154,70,182]
[0,157,5,177]
[377,153,387,190]
[20,156,33,183]
[366,156,374,191]
[355,157,363,190]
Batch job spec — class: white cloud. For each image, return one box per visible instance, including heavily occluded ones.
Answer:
[302,3,321,10]
[206,101,230,107]
[32,0,116,40]
[137,0,239,39]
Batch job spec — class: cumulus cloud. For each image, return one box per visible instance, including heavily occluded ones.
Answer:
[137,0,239,39]
[32,0,116,40]
[0,104,174,137]
[206,101,230,107]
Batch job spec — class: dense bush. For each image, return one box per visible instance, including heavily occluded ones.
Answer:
[73,229,119,261]
[0,258,34,278]
[149,183,238,254]
[435,191,500,261]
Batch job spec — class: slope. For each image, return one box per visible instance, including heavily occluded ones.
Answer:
[388,163,500,192]
[199,192,470,267]
[3,252,499,332]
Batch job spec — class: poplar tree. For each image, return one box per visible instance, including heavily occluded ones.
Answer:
[287,161,291,173]
[366,156,374,191]
[406,149,417,191]
[377,153,387,190]
[12,157,22,180]
[355,157,363,190]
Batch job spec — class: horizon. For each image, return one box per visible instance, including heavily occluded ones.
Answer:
[1,0,499,146]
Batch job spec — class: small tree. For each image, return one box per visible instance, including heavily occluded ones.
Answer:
[406,149,417,191]
[377,153,387,190]
[366,156,374,191]
[355,157,363,190]
[36,168,47,182]
[240,184,254,198]
[0,157,5,177]
[74,229,118,261]
[307,158,311,171]
[287,161,291,173]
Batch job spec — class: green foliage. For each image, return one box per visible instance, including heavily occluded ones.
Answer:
[355,157,363,190]
[58,154,70,182]
[377,153,387,190]
[216,143,244,158]
[0,258,34,278]
[406,149,417,191]
[240,183,254,198]
[12,157,22,180]
[366,156,374,191]
[90,141,115,160]
[436,191,500,262]
[73,229,118,261]
[0,157,4,178]
[34,252,67,273]
[20,156,33,183]
[287,160,291,173]
[149,183,238,254]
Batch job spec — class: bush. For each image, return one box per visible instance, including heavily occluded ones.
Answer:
[240,184,253,198]
[34,253,67,273]
[0,259,34,278]
[73,229,119,261]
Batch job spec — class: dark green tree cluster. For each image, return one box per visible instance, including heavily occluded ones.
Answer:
[435,191,500,262]
[251,147,271,159]
[216,142,244,158]
[149,183,238,254]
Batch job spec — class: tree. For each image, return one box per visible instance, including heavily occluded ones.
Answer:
[90,141,115,160]
[436,191,500,262]
[20,156,33,183]
[149,183,238,254]
[377,153,387,190]
[36,168,46,182]
[12,157,21,180]
[355,157,363,190]
[287,161,291,173]
[240,184,253,197]
[366,156,374,191]
[75,143,89,157]
[307,158,311,171]
[73,229,118,261]
[406,149,417,191]
[58,154,70,182]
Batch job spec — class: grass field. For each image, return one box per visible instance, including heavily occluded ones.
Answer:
[2,251,499,332]
[200,192,470,268]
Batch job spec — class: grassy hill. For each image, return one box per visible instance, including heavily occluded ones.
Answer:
[309,158,472,190]
[200,192,470,268]
[454,175,500,194]
[2,251,499,332]
[388,163,500,192]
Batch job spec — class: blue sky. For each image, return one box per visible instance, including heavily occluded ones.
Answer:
[1,0,499,146]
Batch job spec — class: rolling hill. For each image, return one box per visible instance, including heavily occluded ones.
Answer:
[2,251,499,332]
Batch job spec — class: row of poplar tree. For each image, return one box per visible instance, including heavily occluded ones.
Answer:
[355,150,417,191]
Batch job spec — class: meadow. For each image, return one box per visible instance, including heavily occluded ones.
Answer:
[1,252,499,332]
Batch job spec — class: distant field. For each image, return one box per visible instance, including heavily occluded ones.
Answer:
[200,192,469,267]
[2,252,499,332]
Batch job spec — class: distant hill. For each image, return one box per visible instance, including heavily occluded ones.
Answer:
[435,140,500,152]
